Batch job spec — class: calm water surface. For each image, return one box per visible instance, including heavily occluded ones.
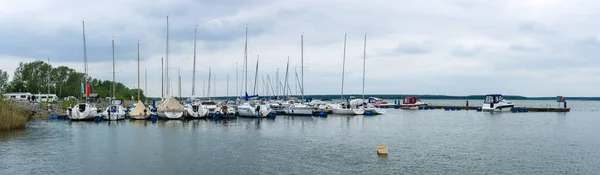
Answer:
[1,100,599,174]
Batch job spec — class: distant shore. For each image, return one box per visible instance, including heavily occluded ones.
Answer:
[147,94,598,101]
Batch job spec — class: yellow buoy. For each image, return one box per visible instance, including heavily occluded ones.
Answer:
[377,146,388,155]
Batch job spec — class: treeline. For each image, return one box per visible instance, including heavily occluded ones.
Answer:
[0,61,146,101]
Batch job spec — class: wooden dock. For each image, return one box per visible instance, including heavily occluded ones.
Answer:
[375,105,571,112]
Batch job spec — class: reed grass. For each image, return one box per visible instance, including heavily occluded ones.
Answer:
[0,98,31,131]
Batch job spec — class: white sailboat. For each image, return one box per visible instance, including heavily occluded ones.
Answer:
[184,27,207,118]
[236,28,272,118]
[129,40,151,119]
[360,34,385,115]
[101,39,127,120]
[70,20,98,120]
[286,36,314,116]
[157,15,184,119]
[332,33,364,115]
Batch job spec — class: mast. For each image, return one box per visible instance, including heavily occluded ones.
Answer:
[161,57,164,98]
[341,33,347,101]
[236,62,238,98]
[244,27,248,96]
[145,68,147,101]
[208,67,211,99]
[165,15,170,96]
[112,38,115,99]
[137,40,141,101]
[362,34,367,100]
[178,68,181,99]
[82,20,88,101]
[203,80,205,97]
[192,26,197,97]
[253,55,259,95]
[283,57,289,99]
[47,57,50,103]
[301,34,304,101]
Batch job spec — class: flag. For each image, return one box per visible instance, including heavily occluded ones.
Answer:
[86,82,91,97]
[81,82,85,94]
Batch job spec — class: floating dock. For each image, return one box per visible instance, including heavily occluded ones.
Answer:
[375,105,570,112]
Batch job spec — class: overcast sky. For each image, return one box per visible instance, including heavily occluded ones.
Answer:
[1,0,599,97]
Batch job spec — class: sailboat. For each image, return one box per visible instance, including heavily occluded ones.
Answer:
[156,15,184,119]
[360,34,386,115]
[101,38,127,120]
[184,27,208,118]
[129,40,151,119]
[332,33,365,115]
[70,20,98,120]
[236,28,272,118]
[285,35,314,116]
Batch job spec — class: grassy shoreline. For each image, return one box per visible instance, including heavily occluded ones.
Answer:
[0,99,31,131]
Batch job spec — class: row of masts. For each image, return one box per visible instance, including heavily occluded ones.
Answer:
[81,16,370,102]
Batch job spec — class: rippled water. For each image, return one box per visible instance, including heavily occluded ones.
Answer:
[1,100,600,174]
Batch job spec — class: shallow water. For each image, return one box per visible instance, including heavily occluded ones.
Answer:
[1,100,599,174]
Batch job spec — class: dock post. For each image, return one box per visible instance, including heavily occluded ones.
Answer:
[564,101,567,108]
[466,100,469,107]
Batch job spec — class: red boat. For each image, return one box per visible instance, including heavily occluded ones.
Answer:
[400,96,428,109]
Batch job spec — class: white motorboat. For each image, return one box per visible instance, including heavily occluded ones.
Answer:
[481,94,514,112]
[157,96,184,119]
[102,99,127,120]
[69,103,98,120]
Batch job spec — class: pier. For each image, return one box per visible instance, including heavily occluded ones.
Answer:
[375,105,571,112]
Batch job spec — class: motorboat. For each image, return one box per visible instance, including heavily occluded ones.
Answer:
[400,96,428,110]
[367,97,394,108]
[69,103,98,120]
[129,100,150,120]
[481,94,514,112]
[101,99,127,120]
[156,96,184,119]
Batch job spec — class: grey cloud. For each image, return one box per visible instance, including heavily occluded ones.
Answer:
[452,46,483,57]
[391,41,434,55]
[509,44,541,52]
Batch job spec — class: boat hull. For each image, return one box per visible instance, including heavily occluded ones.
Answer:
[157,111,184,119]
[364,107,386,115]
[332,108,364,115]
[286,107,313,116]
[482,104,514,112]
[69,104,98,120]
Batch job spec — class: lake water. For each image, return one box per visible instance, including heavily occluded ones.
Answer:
[1,100,599,174]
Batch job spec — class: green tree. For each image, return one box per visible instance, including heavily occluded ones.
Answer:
[0,69,8,93]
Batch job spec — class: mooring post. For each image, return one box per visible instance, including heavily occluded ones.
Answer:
[564,101,567,108]
[466,100,469,107]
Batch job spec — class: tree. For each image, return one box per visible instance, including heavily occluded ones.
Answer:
[0,69,8,93]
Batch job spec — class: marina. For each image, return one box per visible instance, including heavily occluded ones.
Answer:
[2,99,598,174]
